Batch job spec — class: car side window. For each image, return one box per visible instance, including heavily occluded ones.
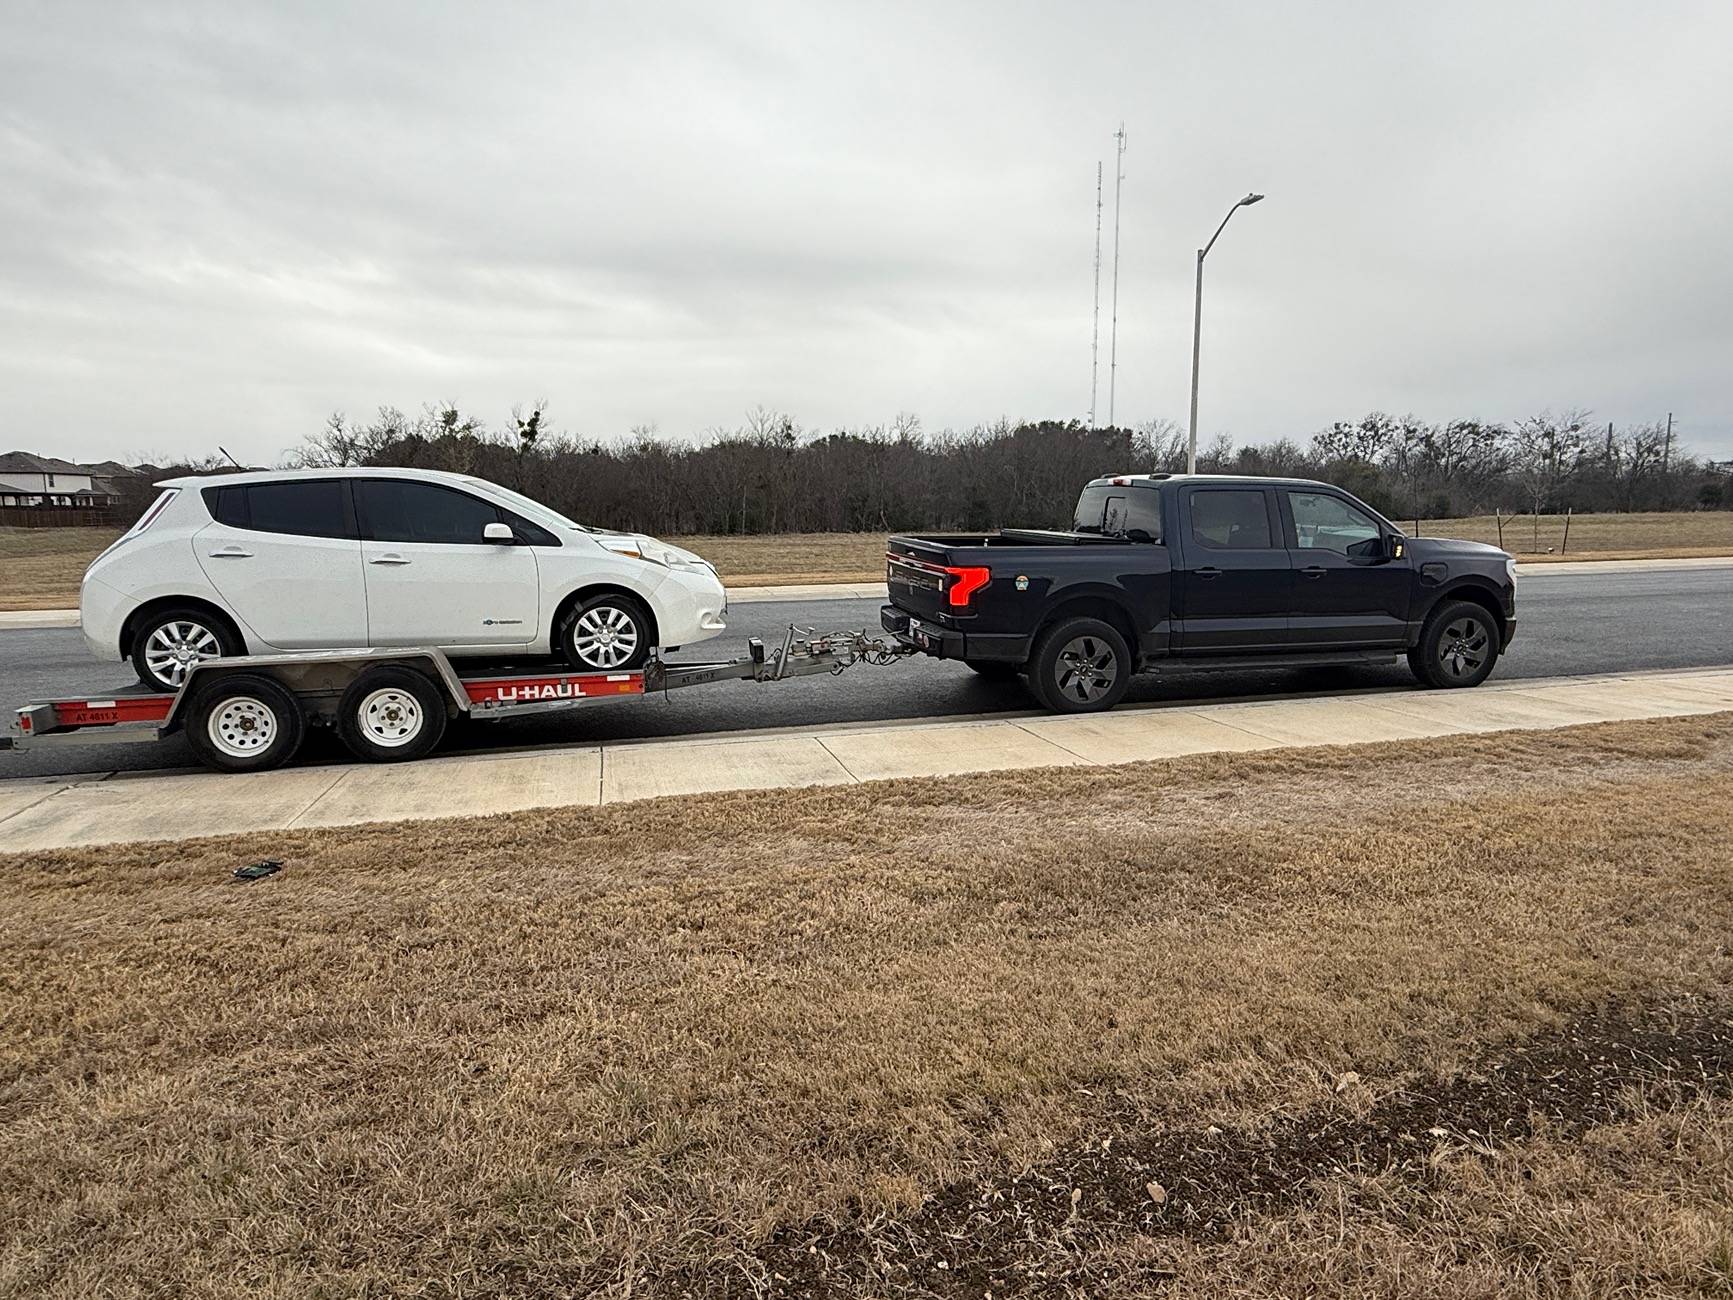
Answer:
[240,481,352,538]
[1188,489,1272,549]
[1289,492,1382,557]
[354,479,507,544]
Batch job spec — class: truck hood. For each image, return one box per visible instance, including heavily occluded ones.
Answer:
[1405,536,1510,562]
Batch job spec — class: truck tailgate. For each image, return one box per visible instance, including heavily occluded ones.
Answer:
[884,536,985,622]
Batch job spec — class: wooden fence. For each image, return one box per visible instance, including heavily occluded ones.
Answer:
[0,504,119,529]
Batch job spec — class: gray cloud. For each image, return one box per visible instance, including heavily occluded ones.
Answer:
[2,0,1731,463]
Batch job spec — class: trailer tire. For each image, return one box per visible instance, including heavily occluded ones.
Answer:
[1026,616,1132,714]
[336,666,447,763]
[185,673,305,773]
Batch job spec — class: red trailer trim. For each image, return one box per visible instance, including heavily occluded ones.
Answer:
[50,696,176,729]
[463,671,645,707]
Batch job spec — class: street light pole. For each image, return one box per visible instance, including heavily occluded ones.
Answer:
[1187,192,1264,474]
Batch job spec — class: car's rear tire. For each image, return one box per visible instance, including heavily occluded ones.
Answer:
[964,659,1022,681]
[1026,616,1132,713]
[558,593,654,671]
[1408,599,1500,689]
[184,673,304,773]
[131,606,241,692]
[336,666,448,763]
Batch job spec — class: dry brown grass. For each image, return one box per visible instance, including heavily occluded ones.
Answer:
[4,714,1733,1296]
[4,513,1730,610]
[0,527,121,610]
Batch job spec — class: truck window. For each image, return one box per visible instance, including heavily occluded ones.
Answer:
[1072,485,1161,540]
[1189,489,1272,549]
[1289,491,1382,556]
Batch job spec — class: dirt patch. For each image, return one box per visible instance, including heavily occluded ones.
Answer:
[712,1001,1733,1298]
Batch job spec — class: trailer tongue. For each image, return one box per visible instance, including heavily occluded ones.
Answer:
[5,625,916,773]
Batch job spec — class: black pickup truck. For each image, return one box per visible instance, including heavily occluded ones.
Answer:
[881,473,1517,712]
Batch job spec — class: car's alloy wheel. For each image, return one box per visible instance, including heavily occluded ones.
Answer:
[567,602,646,670]
[144,620,223,688]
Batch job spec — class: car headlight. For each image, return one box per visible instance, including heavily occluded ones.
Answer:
[1505,557,1519,583]
[607,538,710,572]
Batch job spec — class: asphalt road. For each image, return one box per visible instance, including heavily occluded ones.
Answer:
[2,564,1729,779]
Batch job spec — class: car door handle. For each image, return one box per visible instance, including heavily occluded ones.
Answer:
[1300,565,1328,579]
[368,554,412,566]
[208,546,253,558]
[1195,566,1221,580]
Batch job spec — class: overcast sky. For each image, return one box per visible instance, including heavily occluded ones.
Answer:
[3,0,1731,465]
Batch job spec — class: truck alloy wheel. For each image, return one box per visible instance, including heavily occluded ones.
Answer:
[1029,616,1131,713]
[1410,600,1500,689]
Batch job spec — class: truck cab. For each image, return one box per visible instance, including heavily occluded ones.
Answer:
[881,473,1517,712]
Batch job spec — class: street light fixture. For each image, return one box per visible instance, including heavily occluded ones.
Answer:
[1186,192,1264,474]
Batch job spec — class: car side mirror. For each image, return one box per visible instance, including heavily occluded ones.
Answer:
[483,522,516,544]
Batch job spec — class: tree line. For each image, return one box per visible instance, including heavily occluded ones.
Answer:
[127,404,1729,534]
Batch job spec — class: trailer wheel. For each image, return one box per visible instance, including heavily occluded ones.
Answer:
[336,666,448,763]
[185,673,305,773]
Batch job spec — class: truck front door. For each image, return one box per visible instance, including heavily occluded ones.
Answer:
[1279,489,1411,647]
[1174,486,1292,653]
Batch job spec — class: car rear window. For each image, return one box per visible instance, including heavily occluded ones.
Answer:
[1072,485,1161,540]
[1188,489,1273,549]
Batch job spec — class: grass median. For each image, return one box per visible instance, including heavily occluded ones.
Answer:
[6,511,1732,611]
[4,712,1733,1296]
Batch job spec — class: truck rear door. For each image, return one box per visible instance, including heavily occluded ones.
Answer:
[1172,485,1292,653]
[885,538,989,627]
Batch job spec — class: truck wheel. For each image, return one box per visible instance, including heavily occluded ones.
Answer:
[964,660,1022,681]
[1408,600,1500,689]
[336,666,448,763]
[1027,617,1131,713]
[131,606,241,692]
[185,673,305,773]
[559,594,654,671]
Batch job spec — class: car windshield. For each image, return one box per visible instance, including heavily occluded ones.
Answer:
[465,480,597,533]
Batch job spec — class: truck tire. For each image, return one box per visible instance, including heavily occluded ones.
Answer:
[1408,600,1500,689]
[131,605,241,692]
[964,660,1022,680]
[184,673,305,773]
[336,666,448,763]
[559,593,654,671]
[1027,617,1131,713]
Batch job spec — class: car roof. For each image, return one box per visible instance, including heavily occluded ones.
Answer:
[1083,472,1338,490]
[155,466,486,490]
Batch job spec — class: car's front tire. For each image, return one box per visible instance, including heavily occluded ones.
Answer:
[558,593,655,672]
[1408,599,1501,689]
[130,606,241,692]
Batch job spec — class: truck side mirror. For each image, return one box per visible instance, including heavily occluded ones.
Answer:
[1387,534,1406,559]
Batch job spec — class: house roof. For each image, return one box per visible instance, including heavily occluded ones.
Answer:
[0,451,88,475]
[80,459,140,477]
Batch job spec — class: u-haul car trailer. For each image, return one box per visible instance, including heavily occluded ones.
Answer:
[2,626,912,774]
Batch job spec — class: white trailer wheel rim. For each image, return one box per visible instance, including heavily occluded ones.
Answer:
[145,620,222,687]
[206,696,277,758]
[571,605,640,668]
[358,687,423,748]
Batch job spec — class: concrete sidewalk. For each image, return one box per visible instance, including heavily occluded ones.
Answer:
[2,666,1729,852]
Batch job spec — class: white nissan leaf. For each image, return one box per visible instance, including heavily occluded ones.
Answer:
[80,468,728,691]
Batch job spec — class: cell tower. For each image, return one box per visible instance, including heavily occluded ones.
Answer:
[1107,123,1127,429]
[1089,161,1103,429]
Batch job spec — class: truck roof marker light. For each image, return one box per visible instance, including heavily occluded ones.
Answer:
[945,565,991,607]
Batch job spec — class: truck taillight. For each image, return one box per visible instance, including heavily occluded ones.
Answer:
[944,565,990,607]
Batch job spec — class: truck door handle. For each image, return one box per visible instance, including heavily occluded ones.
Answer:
[1196,566,1221,580]
[369,554,411,566]
[1300,565,1327,579]
[208,546,253,558]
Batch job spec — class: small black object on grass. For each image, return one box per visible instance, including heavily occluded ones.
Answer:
[232,859,283,883]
